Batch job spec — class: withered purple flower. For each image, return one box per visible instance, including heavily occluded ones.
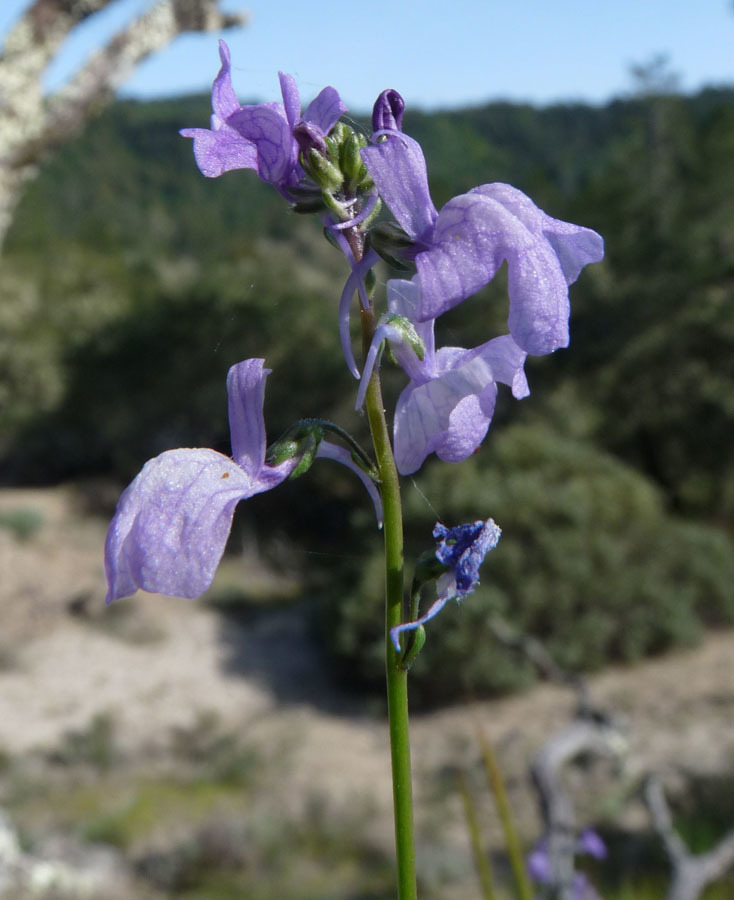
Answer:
[390,518,501,651]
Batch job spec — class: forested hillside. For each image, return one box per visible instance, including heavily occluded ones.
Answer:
[2,87,732,701]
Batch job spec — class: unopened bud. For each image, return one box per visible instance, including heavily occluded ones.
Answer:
[293,121,327,157]
[383,313,425,361]
[307,148,343,192]
[372,89,405,133]
[340,131,368,185]
[266,422,324,478]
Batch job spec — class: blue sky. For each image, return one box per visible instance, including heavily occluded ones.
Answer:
[2,0,733,111]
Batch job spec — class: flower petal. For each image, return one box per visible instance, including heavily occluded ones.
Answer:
[414,191,511,320]
[316,442,383,526]
[212,40,241,121]
[226,105,292,185]
[227,358,270,476]
[104,448,254,603]
[361,134,437,240]
[179,126,258,178]
[473,183,604,284]
[393,351,500,474]
[337,248,381,379]
[303,86,347,134]
[416,190,578,354]
[434,518,501,595]
[386,277,435,366]
[278,72,301,129]
[464,334,529,400]
[390,592,451,652]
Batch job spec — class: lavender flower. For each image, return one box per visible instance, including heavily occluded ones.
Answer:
[390,518,501,651]
[357,277,528,474]
[105,358,381,604]
[180,41,345,194]
[528,830,606,900]
[361,129,604,355]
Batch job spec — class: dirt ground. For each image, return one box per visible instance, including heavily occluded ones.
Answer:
[1,484,733,857]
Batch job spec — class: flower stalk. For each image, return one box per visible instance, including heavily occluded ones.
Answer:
[358,259,418,900]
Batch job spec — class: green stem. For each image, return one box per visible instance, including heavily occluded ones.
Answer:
[361,303,418,900]
[478,727,534,900]
[457,770,499,900]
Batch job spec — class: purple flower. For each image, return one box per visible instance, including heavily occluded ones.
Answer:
[361,134,604,355]
[390,518,501,651]
[528,830,606,900]
[180,41,346,194]
[578,828,608,861]
[105,358,381,604]
[357,277,528,475]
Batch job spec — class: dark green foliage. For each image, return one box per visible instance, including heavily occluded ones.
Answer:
[318,425,734,707]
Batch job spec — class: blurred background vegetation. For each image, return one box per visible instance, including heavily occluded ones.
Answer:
[1,85,732,706]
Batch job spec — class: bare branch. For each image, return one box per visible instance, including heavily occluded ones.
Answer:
[0,0,247,248]
[645,775,734,900]
[530,716,625,900]
[44,0,247,151]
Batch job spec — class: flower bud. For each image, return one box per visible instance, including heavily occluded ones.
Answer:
[372,89,405,133]
[382,313,426,361]
[266,422,324,477]
[306,148,343,192]
[340,131,368,185]
[293,121,327,157]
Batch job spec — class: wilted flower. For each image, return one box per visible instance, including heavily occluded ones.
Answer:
[181,41,345,195]
[105,359,381,604]
[390,518,501,651]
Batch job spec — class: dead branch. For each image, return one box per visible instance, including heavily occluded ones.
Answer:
[530,715,624,900]
[644,775,734,900]
[0,0,247,248]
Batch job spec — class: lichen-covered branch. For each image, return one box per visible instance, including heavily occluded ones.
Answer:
[0,0,248,247]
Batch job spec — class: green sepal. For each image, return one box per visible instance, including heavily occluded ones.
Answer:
[382,313,426,361]
[307,149,343,192]
[323,226,340,250]
[292,195,328,214]
[340,131,368,185]
[364,267,377,297]
[366,222,414,270]
[370,221,414,250]
[265,422,324,478]
[411,549,448,604]
[400,626,426,670]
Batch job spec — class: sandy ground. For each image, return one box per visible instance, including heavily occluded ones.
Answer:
[1,484,733,857]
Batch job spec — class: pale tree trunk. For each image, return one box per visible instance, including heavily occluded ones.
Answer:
[0,0,247,249]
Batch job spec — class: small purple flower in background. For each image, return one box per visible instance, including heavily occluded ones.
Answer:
[390,518,501,651]
[361,129,604,355]
[180,41,345,194]
[528,829,606,900]
[105,358,381,604]
[357,277,528,475]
